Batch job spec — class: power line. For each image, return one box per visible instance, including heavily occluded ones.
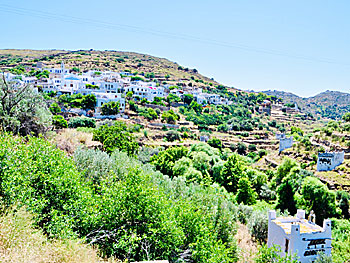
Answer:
[0,3,348,67]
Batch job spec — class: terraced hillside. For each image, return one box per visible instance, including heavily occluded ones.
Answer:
[263,89,350,120]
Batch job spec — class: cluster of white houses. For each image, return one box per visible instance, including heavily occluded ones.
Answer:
[4,62,231,113]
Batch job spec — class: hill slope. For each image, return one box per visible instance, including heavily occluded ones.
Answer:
[262,90,350,120]
[0,49,223,89]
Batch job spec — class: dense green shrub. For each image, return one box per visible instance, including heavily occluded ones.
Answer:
[68,116,96,128]
[161,110,179,124]
[0,134,91,238]
[207,137,223,149]
[248,144,257,151]
[101,101,120,115]
[93,121,139,156]
[49,102,61,114]
[165,130,181,142]
[52,115,68,129]
[151,146,188,177]
[236,142,247,155]
[220,154,245,192]
[299,177,338,225]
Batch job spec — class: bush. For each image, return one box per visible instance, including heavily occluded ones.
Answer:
[314,253,333,263]
[52,115,68,129]
[161,110,179,124]
[236,204,253,224]
[254,245,298,263]
[101,101,120,115]
[68,117,96,128]
[248,211,268,243]
[248,144,257,151]
[236,142,247,155]
[49,102,61,114]
[217,123,229,132]
[207,137,223,149]
[0,78,52,136]
[165,130,181,142]
[0,134,91,237]
[93,121,139,156]
[151,146,188,177]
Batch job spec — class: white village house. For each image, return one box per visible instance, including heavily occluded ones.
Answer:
[268,210,332,263]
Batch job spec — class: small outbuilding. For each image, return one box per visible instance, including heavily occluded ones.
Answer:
[267,209,332,263]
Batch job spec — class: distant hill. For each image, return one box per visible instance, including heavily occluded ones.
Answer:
[262,90,350,120]
[0,49,224,90]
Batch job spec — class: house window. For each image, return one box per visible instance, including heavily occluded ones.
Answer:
[285,239,289,253]
[70,84,73,87]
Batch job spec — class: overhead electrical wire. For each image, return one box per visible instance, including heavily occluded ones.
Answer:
[0,3,348,67]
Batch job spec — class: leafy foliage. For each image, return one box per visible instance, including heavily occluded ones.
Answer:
[68,116,96,128]
[52,115,68,129]
[101,101,120,115]
[93,121,139,156]
[0,76,52,136]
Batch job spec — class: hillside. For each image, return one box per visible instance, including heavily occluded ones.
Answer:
[263,90,350,120]
[0,49,224,89]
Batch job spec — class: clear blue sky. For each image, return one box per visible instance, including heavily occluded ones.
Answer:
[1,0,349,97]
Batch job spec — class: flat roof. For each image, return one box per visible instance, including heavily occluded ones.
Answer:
[272,217,323,234]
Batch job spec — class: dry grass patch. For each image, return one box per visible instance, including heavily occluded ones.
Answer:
[52,129,100,154]
[0,208,118,263]
[235,222,258,263]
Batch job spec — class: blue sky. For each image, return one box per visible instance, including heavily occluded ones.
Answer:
[1,0,349,97]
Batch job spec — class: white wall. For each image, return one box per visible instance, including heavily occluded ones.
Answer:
[317,152,345,171]
[279,136,293,152]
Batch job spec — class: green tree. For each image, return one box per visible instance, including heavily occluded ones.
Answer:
[189,100,202,113]
[236,142,247,155]
[300,177,338,224]
[236,177,257,205]
[151,146,188,177]
[93,121,139,156]
[0,75,52,136]
[274,157,299,186]
[101,101,120,115]
[220,154,245,192]
[276,178,297,215]
[166,94,181,104]
[68,116,96,128]
[81,94,96,110]
[161,110,179,124]
[183,94,194,105]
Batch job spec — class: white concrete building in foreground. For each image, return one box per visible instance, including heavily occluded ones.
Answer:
[268,210,332,263]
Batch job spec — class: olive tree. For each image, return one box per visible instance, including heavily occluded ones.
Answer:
[0,74,51,136]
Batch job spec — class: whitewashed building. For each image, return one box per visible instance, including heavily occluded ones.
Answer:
[91,92,126,112]
[317,152,345,172]
[268,210,332,263]
[279,136,293,153]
